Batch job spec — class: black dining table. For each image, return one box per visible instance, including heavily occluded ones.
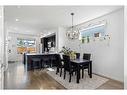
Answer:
[71,59,92,83]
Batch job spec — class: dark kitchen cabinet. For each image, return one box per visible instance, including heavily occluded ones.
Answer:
[41,34,56,52]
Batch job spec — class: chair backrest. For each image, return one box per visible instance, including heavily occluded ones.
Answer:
[62,55,71,70]
[76,53,80,59]
[55,54,62,67]
[83,53,91,60]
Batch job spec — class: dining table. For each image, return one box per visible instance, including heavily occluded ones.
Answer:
[71,59,92,83]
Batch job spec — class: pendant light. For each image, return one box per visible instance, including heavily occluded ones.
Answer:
[66,13,79,40]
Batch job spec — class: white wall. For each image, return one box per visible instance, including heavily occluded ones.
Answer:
[0,7,4,65]
[8,33,40,62]
[57,27,67,52]
[0,6,4,89]
[124,6,127,89]
[58,8,124,82]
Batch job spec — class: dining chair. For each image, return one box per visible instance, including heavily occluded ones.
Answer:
[55,54,64,77]
[83,53,91,60]
[76,53,80,59]
[81,53,91,78]
[62,55,77,82]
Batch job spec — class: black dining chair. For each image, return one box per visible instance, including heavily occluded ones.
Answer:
[62,55,77,82]
[83,53,91,60]
[76,53,80,59]
[55,54,64,77]
[81,53,91,78]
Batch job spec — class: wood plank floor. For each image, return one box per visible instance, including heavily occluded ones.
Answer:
[4,62,124,89]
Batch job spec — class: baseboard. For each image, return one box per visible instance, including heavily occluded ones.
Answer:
[93,72,124,84]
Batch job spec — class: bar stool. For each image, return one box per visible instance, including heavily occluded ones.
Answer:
[31,58,42,71]
[42,56,50,68]
[50,55,56,68]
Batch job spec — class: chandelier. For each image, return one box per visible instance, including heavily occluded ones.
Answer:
[66,13,80,40]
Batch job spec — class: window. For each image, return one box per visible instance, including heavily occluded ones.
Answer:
[80,24,106,38]
[79,23,107,43]
[17,38,36,54]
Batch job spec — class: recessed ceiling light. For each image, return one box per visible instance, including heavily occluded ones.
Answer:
[15,18,19,22]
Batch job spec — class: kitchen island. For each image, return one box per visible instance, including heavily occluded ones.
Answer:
[24,53,59,71]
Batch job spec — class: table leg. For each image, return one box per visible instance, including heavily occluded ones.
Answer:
[88,63,90,75]
[89,61,92,78]
[77,65,80,83]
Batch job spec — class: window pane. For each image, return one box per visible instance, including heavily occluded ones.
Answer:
[80,24,106,37]
[17,38,36,54]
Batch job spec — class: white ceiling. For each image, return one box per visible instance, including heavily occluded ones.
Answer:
[4,6,122,34]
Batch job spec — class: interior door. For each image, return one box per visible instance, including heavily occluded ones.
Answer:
[0,6,4,89]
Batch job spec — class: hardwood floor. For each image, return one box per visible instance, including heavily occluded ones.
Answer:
[4,62,65,89]
[4,62,123,89]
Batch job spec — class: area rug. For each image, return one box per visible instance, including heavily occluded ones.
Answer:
[47,71,109,89]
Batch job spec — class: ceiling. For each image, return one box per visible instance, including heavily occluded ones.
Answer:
[4,6,123,34]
